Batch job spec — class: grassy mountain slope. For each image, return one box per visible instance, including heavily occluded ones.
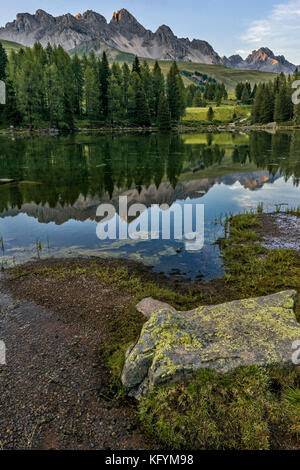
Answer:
[0,39,23,53]
[151,60,277,92]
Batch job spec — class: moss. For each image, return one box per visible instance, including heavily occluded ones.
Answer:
[218,212,300,320]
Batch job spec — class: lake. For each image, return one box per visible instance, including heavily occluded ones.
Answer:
[0,131,300,280]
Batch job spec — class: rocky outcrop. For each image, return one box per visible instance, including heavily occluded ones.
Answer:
[0,9,296,72]
[0,8,222,64]
[122,291,300,399]
[221,48,296,74]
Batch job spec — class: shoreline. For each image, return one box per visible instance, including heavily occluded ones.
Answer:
[0,212,299,450]
[1,122,300,138]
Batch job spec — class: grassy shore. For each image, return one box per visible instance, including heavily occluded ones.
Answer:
[183,104,252,123]
[3,209,300,450]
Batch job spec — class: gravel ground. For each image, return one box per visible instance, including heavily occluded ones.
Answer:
[260,213,300,252]
[0,259,161,450]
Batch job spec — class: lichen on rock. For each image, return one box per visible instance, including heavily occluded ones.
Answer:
[121,290,300,399]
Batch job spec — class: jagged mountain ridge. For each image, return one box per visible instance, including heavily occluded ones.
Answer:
[222,48,297,74]
[0,8,297,73]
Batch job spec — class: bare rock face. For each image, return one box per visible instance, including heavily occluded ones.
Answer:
[0,9,296,72]
[221,48,296,73]
[122,291,300,400]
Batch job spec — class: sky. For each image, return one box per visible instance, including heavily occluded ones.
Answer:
[1,0,300,64]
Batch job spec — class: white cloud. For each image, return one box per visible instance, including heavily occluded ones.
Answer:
[241,0,300,63]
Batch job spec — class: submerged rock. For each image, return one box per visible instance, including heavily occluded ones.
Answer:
[122,291,300,399]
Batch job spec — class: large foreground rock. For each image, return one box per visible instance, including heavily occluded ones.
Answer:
[122,291,300,399]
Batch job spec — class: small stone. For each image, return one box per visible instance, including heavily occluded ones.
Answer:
[136,297,176,320]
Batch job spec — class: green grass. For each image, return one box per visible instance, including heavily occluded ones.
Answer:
[139,366,300,450]
[139,211,300,450]
[183,105,252,122]
[146,60,277,92]
[0,39,23,53]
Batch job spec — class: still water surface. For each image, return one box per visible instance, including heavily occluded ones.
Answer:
[0,131,299,280]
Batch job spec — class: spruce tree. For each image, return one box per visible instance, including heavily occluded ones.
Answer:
[274,82,293,122]
[132,56,141,77]
[0,42,8,81]
[241,85,250,105]
[4,79,21,125]
[193,89,203,107]
[207,106,214,121]
[71,54,83,116]
[99,51,110,118]
[84,65,100,120]
[166,62,185,121]
[152,61,165,118]
[134,79,150,126]
[294,104,300,125]
[235,82,244,101]
[157,93,171,130]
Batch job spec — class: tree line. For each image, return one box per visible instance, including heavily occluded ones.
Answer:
[235,82,257,105]
[252,71,300,124]
[186,82,228,107]
[0,42,187,130]
[235,72,300,124]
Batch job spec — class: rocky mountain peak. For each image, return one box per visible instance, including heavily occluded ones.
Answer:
[0,8,296,73]
[110,8,146,36]
[155,25,174,37]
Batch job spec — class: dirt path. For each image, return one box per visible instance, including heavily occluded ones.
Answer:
[0,260,158,450]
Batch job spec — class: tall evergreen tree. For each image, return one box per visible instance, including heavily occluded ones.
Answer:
[71,54,83,116]
[0,43,8,81]
[99,51,110,118]
[167,62,185,121]
[133,73,150,126]
[157,93,171,130]
[84,65,100,120]
[294,103,300,125]
[132,56,141,77]
[207,106,214,121]
[193,89,203,107]
[4,79,21,125]
[152,61,165,118]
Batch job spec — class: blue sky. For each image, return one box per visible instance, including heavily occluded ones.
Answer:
[2,0,300,63]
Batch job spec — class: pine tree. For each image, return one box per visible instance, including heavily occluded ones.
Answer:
[215,87,223,106]
[207,106,214,121]
[132,56,141,77]
[157,93,171,130]
[274,82,293,122]
[241,85,250,105]
[71,53,83,116]
[99,51,110,118]
[84,65,100,119]
[167,62,185,121]
[120,63,130,118]
[134,74,150,126]
[235,82,244,101]
[294,103,300,125]
[193,89,203,107]
[4,79,21,125]
[152,61,165,118]
[0,42,8,81]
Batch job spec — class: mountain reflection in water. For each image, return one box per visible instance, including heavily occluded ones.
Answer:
[0,131,299,280]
